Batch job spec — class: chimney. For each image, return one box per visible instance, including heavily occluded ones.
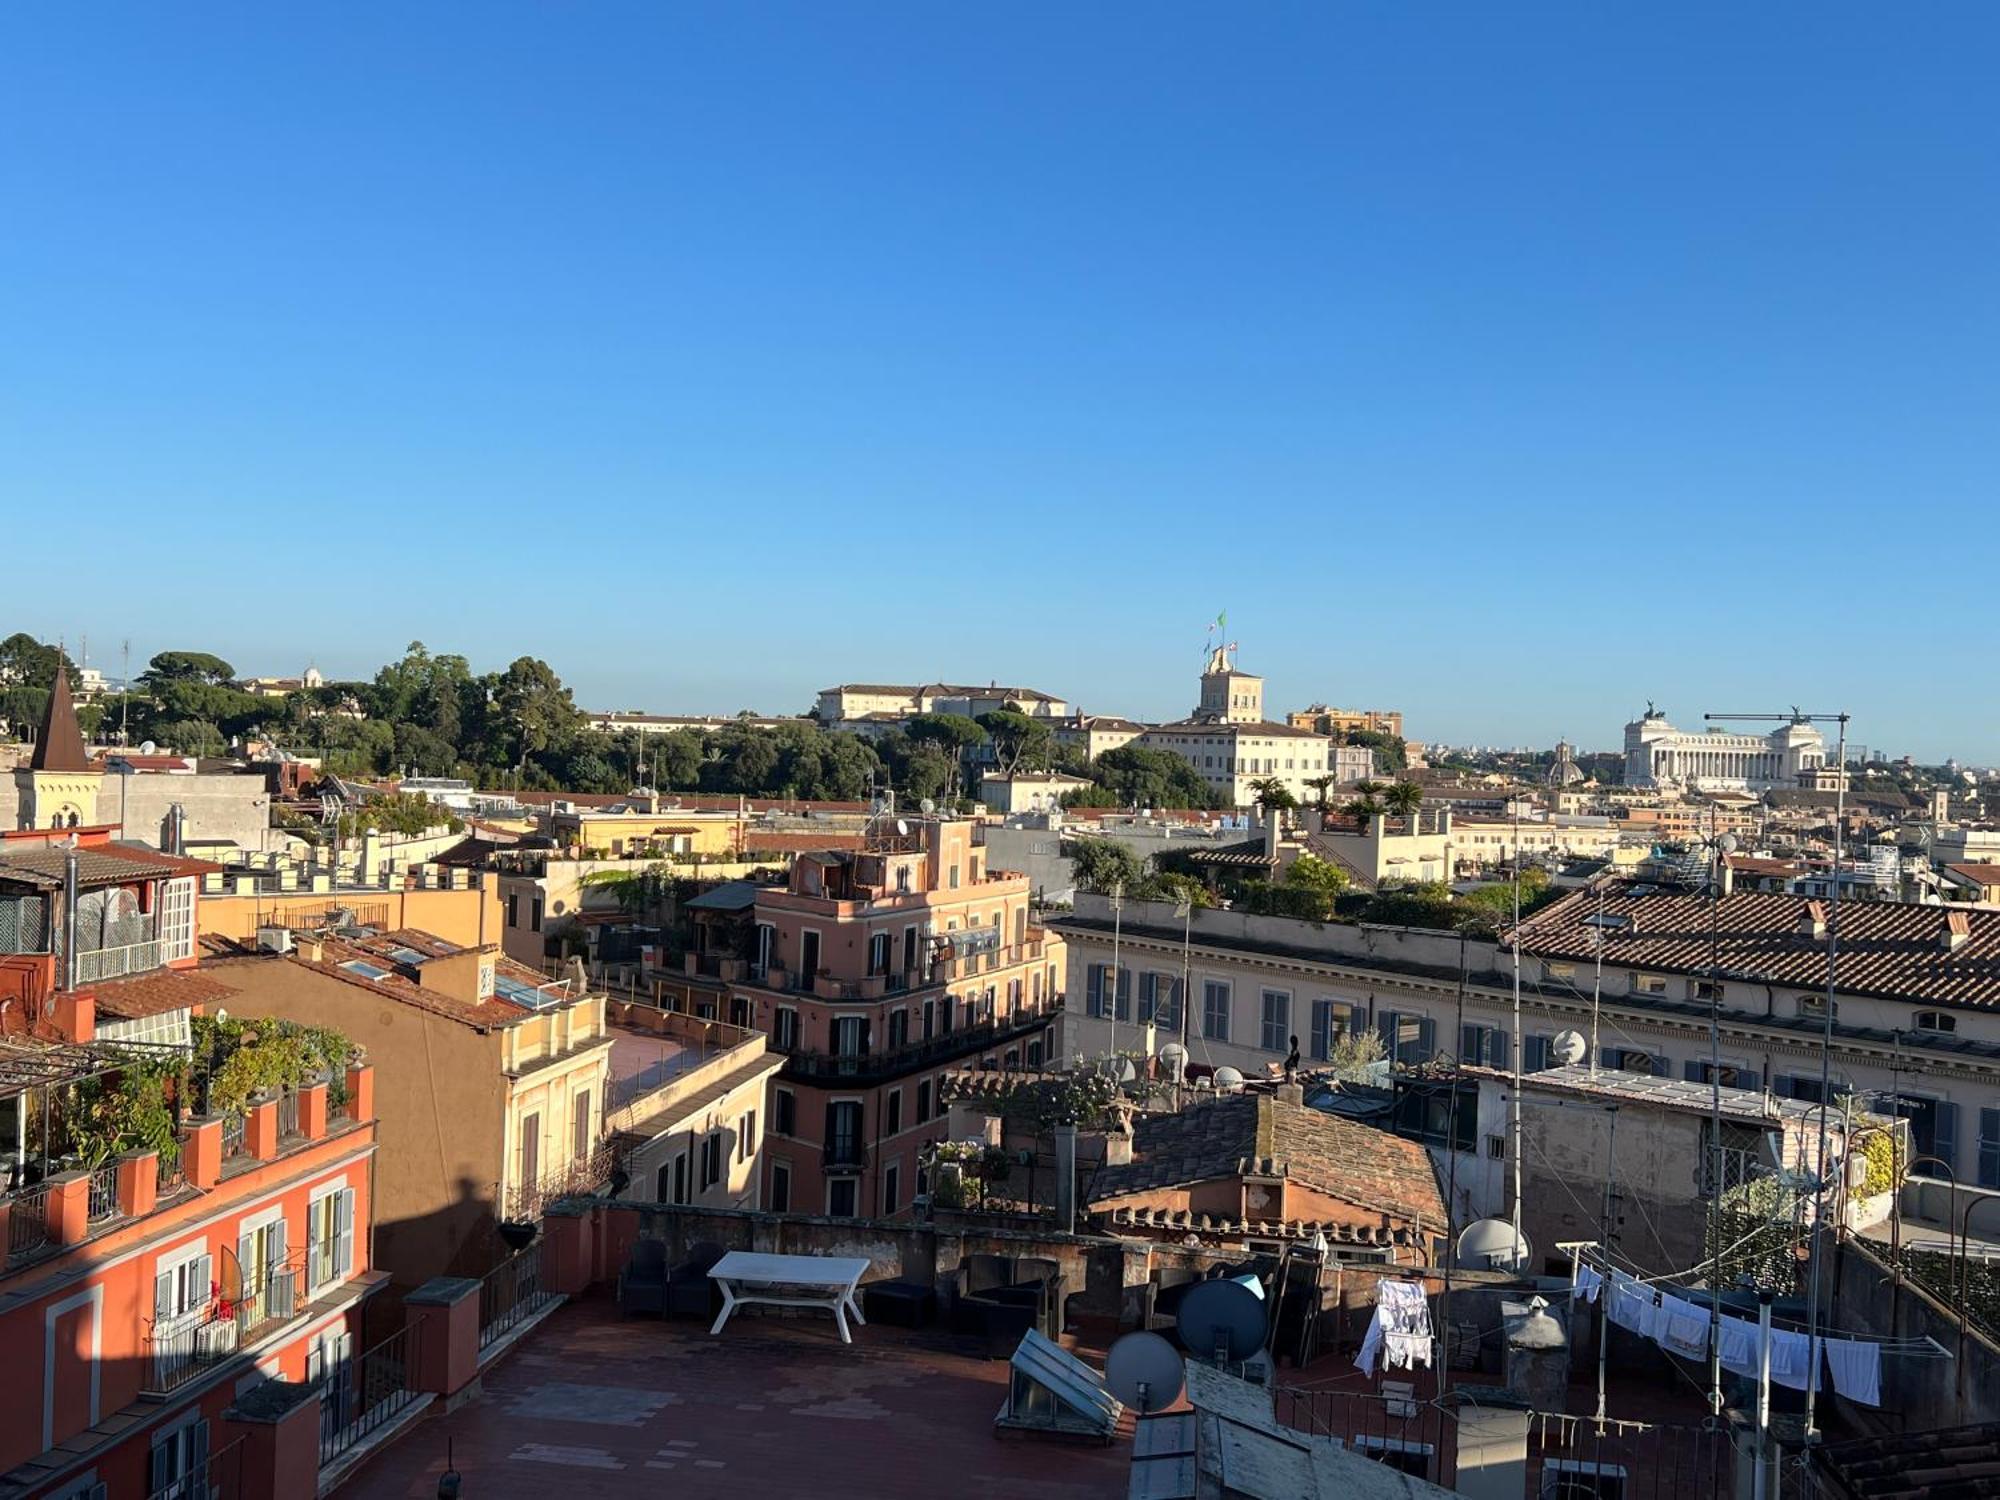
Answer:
[1718,855,1735,899]
[1943,910,1970,953]
[1799,900,1828,941]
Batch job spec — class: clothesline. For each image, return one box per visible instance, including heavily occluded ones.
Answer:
[1570,1246,1946,1352]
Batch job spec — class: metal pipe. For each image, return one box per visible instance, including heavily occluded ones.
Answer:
[1510,799,1523,1260]
[1753,1287,1774,1500]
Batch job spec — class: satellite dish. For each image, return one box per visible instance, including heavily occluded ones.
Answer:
[1104,1332,1185,1414]
[1158,1042,1188,1080]
[1550,1029,1588,1067]
[1110,1056,1138,1084]
[1213,1065,1245,1093]
[920,798,937,815]
[1176,1278,1267,1363]
[139,740,157,755]
[895,819,910,836]
[1456,1218,1532,1272]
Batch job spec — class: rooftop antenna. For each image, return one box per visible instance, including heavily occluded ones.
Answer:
[1707,708,1848,1443]
[120,640,131,747]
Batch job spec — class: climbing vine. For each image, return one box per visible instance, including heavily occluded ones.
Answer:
[189,1016,355,1116]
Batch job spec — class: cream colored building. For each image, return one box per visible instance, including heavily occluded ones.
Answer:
[603,1007,783,1210]
[1136,647,1335,807]
[1050,713,1148,761]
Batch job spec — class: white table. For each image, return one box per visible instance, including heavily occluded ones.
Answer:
[707,1252,873,1344]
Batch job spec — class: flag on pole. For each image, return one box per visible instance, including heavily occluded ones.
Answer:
[1208,609,1226,634]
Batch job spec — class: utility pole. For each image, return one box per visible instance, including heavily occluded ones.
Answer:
[1708,709,1849,1443]
[1510,797,1524,1262]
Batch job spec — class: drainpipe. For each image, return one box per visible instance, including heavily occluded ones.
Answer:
[62,841,80,995]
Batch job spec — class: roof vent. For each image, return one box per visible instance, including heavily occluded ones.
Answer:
[1799,901,1828,941]
[1943,910,1971,953]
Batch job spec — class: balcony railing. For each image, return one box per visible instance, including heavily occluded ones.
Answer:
[780,1009,1056,1085]
[147,1433,246,1500]
[238,1266,300,1339]
[276,1088,302,1141]
[503,1144,619,1222]
[319,1324,420,1466]
[5,1180,54,1263]
[822,1137,869,1174]
[72,938,163,984]
[219,1112,247,1159]
[148,1307,243,1394]
[87,1162,122,1223]
[479,1243,553,1350]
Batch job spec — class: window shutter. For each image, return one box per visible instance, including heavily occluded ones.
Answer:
[193,1252,212,1313]
[190,1418,209,1471]
[237,1229,256,1300]
[148,1439,169,1495]
[154,1267,175,1324]
[1086,965,1103,1017]
[1684,1061,1704,1083]
[1490,1028,1509,1071]
[1652,1053,1670,1078]
[1415,1015,1436,1061]
[1311,1003,1331,1062]
[1934,1102,1959,1172]
[1524,1034,1549,1072]
[306,1199,325,1288]
[1377,1010,1400,1054]
[1460,1025,1481,1065]
[860,1018,872,1055]
[1979,1109,2000,1191]
[1115,967,1131,1021]
[334,1189,355,1277]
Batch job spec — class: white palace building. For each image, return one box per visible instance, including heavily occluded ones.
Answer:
[1621,705,1827,792]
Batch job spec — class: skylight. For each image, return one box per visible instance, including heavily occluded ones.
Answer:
[339,960,390,981]
[494,974,563,1010]
[385,946,429,965]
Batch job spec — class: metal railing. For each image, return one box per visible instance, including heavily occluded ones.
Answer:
[478,1243,552,1350]
[148,1307,242,1394]
[72,937,163,983]
[781,1010,1055,1084]
[147,1433,246,1500]
[6,1180,54,1262]
[219,1112,247,1158]
[87,1162,122,1223]
[822,1137,869,1172]
[503,1143,619,1221]
[276,1088,302,1140]
[318,1324,420,1466]
[237,1266,300,1338]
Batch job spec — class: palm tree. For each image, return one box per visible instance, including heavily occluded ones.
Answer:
[1341,788,1385,823]
[1383,780,1424,817]
[1248,776,1296,813]
[1304,774,1336,809]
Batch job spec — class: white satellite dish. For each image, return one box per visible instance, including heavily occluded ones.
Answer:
[1213,1065,1245,1093]
[1104,1332,1184,1414]
[919,798,937,815]
[1550,1029,1588,1067]
[895,819,909,836]
[1158,1042,1188,1081]
[139,740,157,755]
[1456,1217,1532,1272]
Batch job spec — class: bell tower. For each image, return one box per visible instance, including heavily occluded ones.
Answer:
[16,658,100,830]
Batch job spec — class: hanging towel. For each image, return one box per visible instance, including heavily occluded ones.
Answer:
[1659,1296,1711,1360]
[1824,1339,1882,1407]
[1768,1330,1814,1390]
[1717,1317,1760,1378]
[1573,1264,1604,1304]
[1607,1275,1650,1333]
[1355,1280,1433,1374]
[1640,1291,1673,1344]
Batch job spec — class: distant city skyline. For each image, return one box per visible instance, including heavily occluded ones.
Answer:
[10,620,1986,768]
[5,6,1995,763]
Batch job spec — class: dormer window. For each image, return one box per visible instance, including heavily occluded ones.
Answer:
[1798,993,1837,1020]
[1913,1010,1956,1035]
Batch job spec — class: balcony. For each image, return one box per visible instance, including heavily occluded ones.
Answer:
[686,952,747,983]
[821,1137,869,1175]
[72,937,163,984]
[780,1009,1056,1086]
[504,1142,620,1222]
[145,1266,302,1396]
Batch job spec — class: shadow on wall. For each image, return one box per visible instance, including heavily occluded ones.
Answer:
[374,1173,509,1297]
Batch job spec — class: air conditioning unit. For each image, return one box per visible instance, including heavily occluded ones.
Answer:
[255,926,294,954]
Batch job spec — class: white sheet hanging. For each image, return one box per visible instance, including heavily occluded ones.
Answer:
[1355,1280,1433,1375]
[1824,1338,1882,1407]
[1572,1263,1604,1304]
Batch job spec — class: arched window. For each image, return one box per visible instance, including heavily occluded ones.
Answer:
[1913,1010,1956,1035]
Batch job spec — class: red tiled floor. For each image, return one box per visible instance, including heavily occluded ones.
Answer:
[339,1297,1131,1499]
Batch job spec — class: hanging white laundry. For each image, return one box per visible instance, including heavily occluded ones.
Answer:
[1658,1296,1711,1360]
[1573,1264,1604,1304]
[1355,1280,1433,1375]
[1384,1331,1433,1371]
[1768,1330,1814,1390]
[1824,1339,1882,1407]
[1607,1275,1650,1333]
[1716,1317,1760,1378]
[1639,1290,1673,1343]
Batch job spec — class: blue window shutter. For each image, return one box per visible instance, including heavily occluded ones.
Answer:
[1312,1002,1332,1062]
[1684,1061,1704,1083]
[1979,1109,2000,1190]
[1416,1015,1436,1061]
[1652,1053,1670,1078]
[1460,1024,1480,1064]
[1086,964,1103,1017]
[1115,967,1132,1022]
[1492,1028,1510,1071]
[1525,1035,1549,1072]
[1601,1048,1621,1072]
[1934,1101,1959,1173]
[1351,1004,1368,1040]
[1378,1011,1400,1054]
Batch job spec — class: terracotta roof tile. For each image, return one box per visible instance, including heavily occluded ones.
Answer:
[1516,883,2000,1008]
[1089,1093,1445,1228]
[90,968,237,1019]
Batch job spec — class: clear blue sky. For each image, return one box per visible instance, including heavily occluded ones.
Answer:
[4,4,1995,761]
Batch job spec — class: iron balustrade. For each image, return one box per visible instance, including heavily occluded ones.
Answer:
[146,1433,246,1500]
[478,1243,552,1350]
[147,1308,242,1394]
[5,1180,54,1262]
[219,1112,247,1159]
[237,1265,300,1338]
[87,1162,122,1223]
[318,1325,420,1466]
[781,1011,1055,1085]
[276,1088,302,1140]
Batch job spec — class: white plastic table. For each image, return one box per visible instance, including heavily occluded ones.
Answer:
[707,1251,872,1343]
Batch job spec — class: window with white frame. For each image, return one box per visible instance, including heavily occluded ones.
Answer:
[156,878,197,962]
[307,1181,355,1293]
